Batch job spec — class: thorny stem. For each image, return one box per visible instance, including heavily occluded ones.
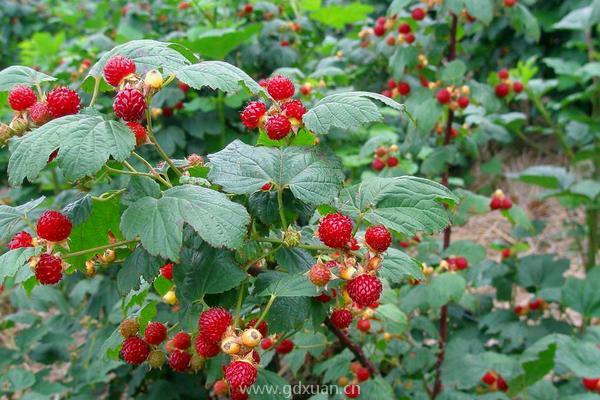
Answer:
[62,239,138,259]
[324,318,378,376]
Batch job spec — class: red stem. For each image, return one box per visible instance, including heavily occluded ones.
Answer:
[325,318,378,376]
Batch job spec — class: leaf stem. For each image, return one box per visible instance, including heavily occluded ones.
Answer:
[234,281,245,328]
[131,151,173,188]
[62,239,138,259]
[277,187,288,227]
[89,77,101,107]
[255,294,276,326]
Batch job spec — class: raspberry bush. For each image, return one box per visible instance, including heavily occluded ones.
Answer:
[1,1,600,399]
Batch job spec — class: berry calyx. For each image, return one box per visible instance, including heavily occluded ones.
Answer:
[172,332,191,350]
[411,7,426,21]
[195,335,220,358]
[29,102,52,125]
[8,85,37,111]
[8,231,33,250]
[365,225,392,252]
[113,88,147,121]
[120,318,140,338]
[37,210,72,242]
[144,322,167,345]
[308,263,332,286]
[198,307,233,342]
[225,360,258,390]
[35,253,64,285]
[126,121,147,147]
[264,114,291,140]
[436,89,452,104]
[169,350,191,372]
[47,87,81,117]
[318,213,353,249]
[103,55,136,86]
[275,339,294,354]
[357,318,371,332]
[346,274,382,307]
[240,101,267,129]
[160,262,173,280]
[267,75,295,100]
[121,336,150,365]
[330,309,353,329]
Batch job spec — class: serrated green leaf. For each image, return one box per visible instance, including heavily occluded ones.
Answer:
[256,271,315,297]
[441,60,467,84]
[427,273,466,308]
[182,25,261,60]
[0,247,40,282]
[464,0,493,24]
[380,247,423,282]
[508,344,556,396]
[117,246,164,295]
[508,165,574,190]
[0,197,44,242]
[310,3,374,29]
[562,267,600,318]
[516,254,568,290]
[175,61,263,95]
[0,66,56,91]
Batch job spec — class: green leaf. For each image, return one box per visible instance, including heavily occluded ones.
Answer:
[266,296,312,332]
[508,344,556,396]
[553,5,594,30]
[117,246,164,295]
[512,4,541,41]
[0,66,56,91]
[516,254,568,290]
[310,3,374,29]
[256,271,316,297]
[443,240,487,266]
[556,337,600,377]
[121,185,250,260]
[389,46,418,79]
[376,303,408,334]
[208,140,344,205]
[441,60,467,84]
[181,25,261,60]
[303,91,406,135]
[2,368,36,392]
[339,177,458,237]
[0,197,44,242]
[0,247,40,282]
[175,61,263,95]
[8,111,135,185]
[427,273,466,308]
[175,245,246,302]
[464,0,493,24]
[380,247,424,282]
[360,377,396,400]
[508,166,574,190]
[562,267,600,318]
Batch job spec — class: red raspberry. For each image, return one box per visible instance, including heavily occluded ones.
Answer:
[214,379,229,396]
[501,248,512,259]
[357,318,371,332]
[386,36,396,46]
[47,87,81,117]
[121,336,150,365]
[374,24,385,37]
[37,210,72,242]
[103,55,136,86]
[144,322,167,345]
[260,338,273,350]
[372,158,385,171]
[513,81,524,93]
[8,85,37,111]
[162,106,173,117]
[314,292,332,303]
[240,101,267,129]
[398,23,411,34]
[243,3,253,13]
[457,96,470,109]
[497,375,508,392]
[126,122,147,147]
[261,182,272,191]
[356,367,370,382]
[160,262,173,280]
[490,195,502,210]
[230,389,249,400]
[113,88,147,121]
[498,69,510,80]
[419,74,429,87]
[503,0,517,7]
[501,196,512,210]
[178,82,190,93]
[382,89,392,98]
[387,79,396,90]
[8,231,33,250]
[495,83,510,98]
[29,102,52,125]
[397,81,411,96]
[35,254,63,285]
[365,225,392,252]
[308,263,332,286]
[376,17,386,26]
[411,7,426,21]
[436,89,451,104]
[405,33,416,44]
[265,114,291,140]
[330,309,353,329]
[195,335,220,358]
[345,384,360,398]
[449,256,468,270]
[246,319,269,337]
[169,350,191,372]
[281,99,307,120]
[386,157,399,168]
[346,274,382,307]
[172,332,191,350]
[198,307,232,342]
[583,378,600,391]
[225,361,258,390]
[529,298,544,310]
[275,339,294,354]
[481,371,496,385]
[267,75,295,100]
[258,79,268,88]
[514,305,526,315]
[318,213,353,249]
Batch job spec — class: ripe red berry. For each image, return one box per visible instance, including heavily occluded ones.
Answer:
[345,384,360,398]
[308,263,332,286]
[265,114,291,140]
[225,361,258,390]
[356,367,370,382]
[144,322,167,345]
[198,307,233,342]
[386,35,396,46]
[275,339,294,354]
[260,338,273,350]
[398,23,411,34]
[411,8,426,21]
[503,0,517,7]
[501,196,512,210]
[113,88,147,121]
[195,335,220,358]
[372,158,385,171]
[357,318,371,332]
[501,248,512,259]
[346,274,382,307]
[29,102,52,126]
[240,101,267,129]
[529,298,544,310]
[513,81,524,93]
[214,379,229,396]
[261,182,272,191]
[514,305,525,315]
[103,55,136,86]
[497,376,508,392]
[121,336,150,365]
[365,225,392,252]
[397,81,411,96]
[405,33,416,44]
[374,24,385,37]
[450,256,468,270]
[314,292,332,303]
[172,332,191,349]
[178,82,190,93]
[490,195,502,210]
[37,210,72,242]
[35,254,63,285]
[330,309,353,329]
[169,350,191,372]
[160,262,173,280]
[281,99,307,120]
[318,213,353,249]
[386,157,399,168]
[162,106,173,117]
[230,389,249,400]
[267,75,295,100]
[8,231,33,250]
[387,79,396,90]
[498,68,510,80]
[246,319,269,337]
[436,89,452,104]
[583,378,600,391]
[495,83,510,98]
[481,371,496,385]
[8,85,37,111]
[376,17,386,26]
[47,87,81,118]
[126,122,147,147]
[243,3,253,13]
[457,96,470,109]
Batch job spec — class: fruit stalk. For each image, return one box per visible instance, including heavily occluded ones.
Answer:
[324,317,378,376]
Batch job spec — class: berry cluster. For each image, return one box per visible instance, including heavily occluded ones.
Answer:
[513,298,546,316]
[435,123,459,140]
[371,144,400,171]
[240,75,307,141]
[360,16,415,48]
[481,371,509,392]
[381,78,411,99]
[337,362,371,398]
[444,256,469,271]
[489,189,513,210]
[436,85,471,110]
[494,68,524,98]
[399,235,421,249]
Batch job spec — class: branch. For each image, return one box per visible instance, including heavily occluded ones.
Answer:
[324,318,378,376]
